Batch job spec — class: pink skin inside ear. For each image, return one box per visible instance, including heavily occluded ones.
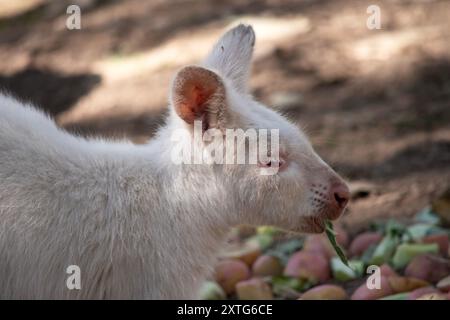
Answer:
[173,66,223,125]
[177,85,214,124]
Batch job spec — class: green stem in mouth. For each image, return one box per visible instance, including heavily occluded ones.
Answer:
[325,220,351,269]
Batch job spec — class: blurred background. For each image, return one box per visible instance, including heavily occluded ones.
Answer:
[0,0,449,231]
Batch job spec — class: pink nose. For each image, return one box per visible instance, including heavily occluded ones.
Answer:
[331,183,350,210]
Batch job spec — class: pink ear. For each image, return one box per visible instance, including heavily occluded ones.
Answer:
[171,66,225,126]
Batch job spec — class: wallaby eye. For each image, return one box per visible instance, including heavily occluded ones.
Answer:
[258,159,285,169]
[258,160,272,168]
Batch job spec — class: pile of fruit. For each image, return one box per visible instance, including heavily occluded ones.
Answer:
[200,191,450,300]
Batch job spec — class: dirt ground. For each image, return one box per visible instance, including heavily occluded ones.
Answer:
[0,0,449,231]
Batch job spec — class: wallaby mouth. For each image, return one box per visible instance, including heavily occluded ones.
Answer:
[305,216,327,234]
[309,176,350,223]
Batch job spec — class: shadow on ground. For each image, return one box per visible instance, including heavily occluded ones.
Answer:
[0,68,101,116]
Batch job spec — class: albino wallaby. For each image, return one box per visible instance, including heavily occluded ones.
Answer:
[0,24,349,299]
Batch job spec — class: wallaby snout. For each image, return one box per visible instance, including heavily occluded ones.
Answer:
[326,179,350,220]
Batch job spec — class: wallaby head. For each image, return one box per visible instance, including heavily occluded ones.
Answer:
[165,24,349,234]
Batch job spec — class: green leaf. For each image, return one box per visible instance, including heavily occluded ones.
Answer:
[275,238,303,254]
[360,243,378,265]
[325,221,351,269]
[403,223,434,242]
[257,226,281,237]
[414,207,440,225]
[198,281,226,300]
[386,219,407,237]
[331,257,364,281]
[265,238,303,264]
[271,276,310,296]
[248,233,273,251]
[369,234,399,265]
[402,223,448,243]
[392,243,439,269]
[379,292,409,300]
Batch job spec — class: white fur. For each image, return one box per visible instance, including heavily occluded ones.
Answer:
[0,25,345,299]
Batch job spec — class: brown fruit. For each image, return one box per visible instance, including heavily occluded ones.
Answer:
[351,276,393,300]
[387,276,429,293]
[303,235,335,259]
[379,264,398,277]
[416,293,447,300]
[284,251,330,283]
[404,254,450,283]
[348,232,383,257]
[301,284,348,300]
[436,275,450,292]
[236,278,273,300]
[252,255,283,277]
[408,287,440,300]
[215,259,251,294]
[221,240,261,267]
[422,234,449,257]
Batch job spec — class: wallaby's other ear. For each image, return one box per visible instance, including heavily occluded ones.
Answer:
[171,65,226,130]
[204,24,255,93]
